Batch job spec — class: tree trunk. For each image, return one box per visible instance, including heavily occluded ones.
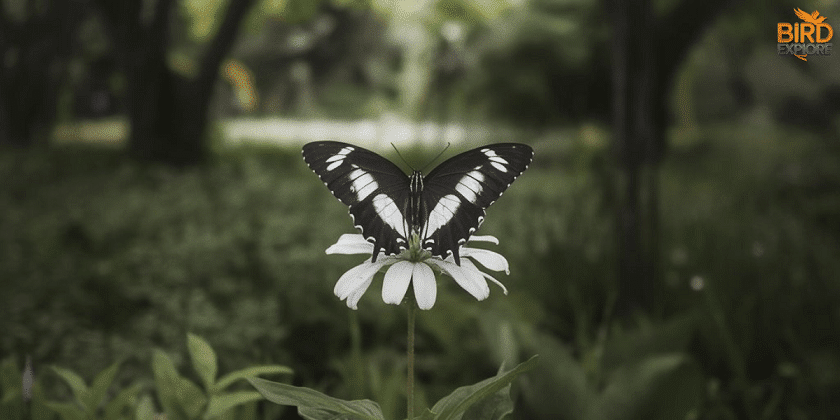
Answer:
[0,0,80,147]
[126,58,210,164]
[96,0,256,165]
[609,0,656,315]
[608,0,742,316]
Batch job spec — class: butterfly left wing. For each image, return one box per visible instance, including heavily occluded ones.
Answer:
[421,143,533,265]
[302,141,411,260]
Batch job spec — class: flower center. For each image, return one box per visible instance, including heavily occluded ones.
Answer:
[405,232,431,263]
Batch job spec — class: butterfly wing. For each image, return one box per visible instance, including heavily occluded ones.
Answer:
[421,143,533,264]
[302,141,410,260]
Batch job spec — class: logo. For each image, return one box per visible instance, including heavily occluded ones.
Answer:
[777,8,833,61]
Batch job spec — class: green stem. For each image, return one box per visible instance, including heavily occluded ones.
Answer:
[407,296,416,420]
[349,311,364,399]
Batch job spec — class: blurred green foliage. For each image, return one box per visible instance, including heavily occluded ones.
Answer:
[3,109,839,418]
[0,334,291,420]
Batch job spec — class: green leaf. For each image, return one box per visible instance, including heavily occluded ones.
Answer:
[430,355,539,420]
[298,406,371,420]
[0,356,20,396]
[519,334,590,420]
[592,353,703,420]
[204,391,264,419]
[31,382,55,420]
[601,312,699,372]
[248,377,385,420]
[104,383,143,420]
[280,0,323,24]
[461,383,513,420]
[84,360,121,415]
[187,333,218,392]
[215,365,293,391]
[0,387,21,404]
[50,366,90,407]
[153,349,208,420]
[42,400,86,420]
[414,409,436,420]
[135,394,156,420]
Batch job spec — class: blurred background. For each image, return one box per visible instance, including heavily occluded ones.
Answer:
[1,0,839,418]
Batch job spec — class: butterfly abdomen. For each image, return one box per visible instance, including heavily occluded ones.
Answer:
[408,171,427,236]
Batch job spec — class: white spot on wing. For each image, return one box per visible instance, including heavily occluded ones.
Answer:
[490,161,506,172]
[424,194,460,236]
[349,169,378,201]
[482,149,509,165]
[455,170,484,203]
[373,194,406,235]
[325,147,354,171]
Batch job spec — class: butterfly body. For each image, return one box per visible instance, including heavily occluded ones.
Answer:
[302,141,533,265]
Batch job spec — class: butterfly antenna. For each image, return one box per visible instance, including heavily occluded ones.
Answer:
[391,143,416,171]
[420,142,451,173]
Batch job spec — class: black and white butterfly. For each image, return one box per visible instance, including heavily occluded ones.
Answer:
[302,141,533,265]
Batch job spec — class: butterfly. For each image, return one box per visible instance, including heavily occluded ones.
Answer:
[302,141,533,265]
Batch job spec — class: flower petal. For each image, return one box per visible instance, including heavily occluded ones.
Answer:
[462,247,510,274]
[481,272,508,295]
[429,258,489,301]
[345,276,373,309]
[467,235,499,245]
[382,261,414,305]
[326,234,374,255]
[458,258,492,298]
[412,263,437,310]
[334,259,382,300]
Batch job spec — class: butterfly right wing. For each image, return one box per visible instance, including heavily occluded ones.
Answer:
[302,141,411,260]
[421,143,533,265]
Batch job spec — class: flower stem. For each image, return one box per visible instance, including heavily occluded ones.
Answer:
[406,296,416,420]
[349,311,364,399]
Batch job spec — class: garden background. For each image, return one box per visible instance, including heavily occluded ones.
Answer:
[1,0,839,418]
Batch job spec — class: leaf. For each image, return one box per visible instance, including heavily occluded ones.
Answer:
[31,381,55,420]
[104,383,143,420]
[592,353,703,420]
[519,335,589,420]
[42,400,86,420]
[298,406,366,420]
[135,394,156,420]
[84,360,121,415]
[601,312,698,372]
[204,391,264,419]
[430,355,539,420]
[0,356,20,396]
[280,0,323,24]
[461,382,513,420]
[153,349,207,420]
[414,409,436,420]
[188,333,218,392]
[215,365,293,391]
[248,377,385,420]
[50,366,90,407]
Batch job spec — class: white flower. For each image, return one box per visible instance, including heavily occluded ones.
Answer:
[326,234,510,310]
